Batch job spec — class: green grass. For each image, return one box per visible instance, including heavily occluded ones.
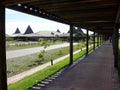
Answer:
[118,51,120,80]
[118,39,120,80]
[6,41,65,51]
[8,48,87,90]
[7,44,82,77]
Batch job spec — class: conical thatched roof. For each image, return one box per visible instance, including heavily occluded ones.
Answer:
[24,25,34,34]
[14,28,21,34]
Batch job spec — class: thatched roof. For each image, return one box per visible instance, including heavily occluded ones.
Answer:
[24,25,34,34]
[14,28,21,34]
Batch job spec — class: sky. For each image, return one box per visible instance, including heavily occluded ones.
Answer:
[5,8,92,35]
[5,8,70,34]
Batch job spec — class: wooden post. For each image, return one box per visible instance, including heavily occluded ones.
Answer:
[70,24,73,65]
[98,34,100,46]
[93,32,95,50]
[112,25,119,68]
[0,5,7,90]
[86,30,89,54]
[100,35,102,45]
[97,33,99,46]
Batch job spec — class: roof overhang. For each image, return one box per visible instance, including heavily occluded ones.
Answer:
[1,0,120,36]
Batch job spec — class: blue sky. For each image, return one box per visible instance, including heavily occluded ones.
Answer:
[5,8,70,34]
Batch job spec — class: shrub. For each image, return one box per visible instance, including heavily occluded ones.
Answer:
[37,50,45,61]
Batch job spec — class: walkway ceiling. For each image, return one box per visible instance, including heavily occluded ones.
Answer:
[2,0,120,36]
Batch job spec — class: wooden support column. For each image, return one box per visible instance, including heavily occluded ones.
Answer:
[86,30,89,54]
[112,25,119,68]
[70,24,73,65]
[100,35,101,45]
[0,5,7,90]
[97,33,99,46]
[99,34,101,45]
[93,32,95,50]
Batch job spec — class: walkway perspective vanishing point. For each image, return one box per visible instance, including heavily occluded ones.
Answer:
[38,41,119,90]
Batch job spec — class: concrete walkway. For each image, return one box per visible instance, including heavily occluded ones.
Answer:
[40,41,119,90]
[6,43,77,59]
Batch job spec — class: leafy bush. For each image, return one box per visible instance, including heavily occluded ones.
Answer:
[37,50,45,61]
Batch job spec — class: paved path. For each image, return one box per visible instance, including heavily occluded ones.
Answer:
[6,43,76,59]
[39,41,119,90]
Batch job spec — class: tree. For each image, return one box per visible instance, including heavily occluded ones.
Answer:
[37,50,45,61]
[37,38,50,62]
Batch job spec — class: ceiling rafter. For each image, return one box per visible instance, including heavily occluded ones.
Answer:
[60,11,116,19]
[2,0,120,35]
[115,5,120,24]
[7,4,70,25]
[4,0,101,5]
[51,6,117,14]
[33,0,119,11]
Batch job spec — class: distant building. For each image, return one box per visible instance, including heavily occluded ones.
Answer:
[24,25,34,34]
[10,25,85,41]
[14,28,21,34]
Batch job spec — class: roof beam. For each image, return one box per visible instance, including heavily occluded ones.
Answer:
[32,0,119,12]
[70,16,115,22]
[53,6,117,14]
[60,11,116,19]
[74,22,114,29]
[3,0,101,5]
[116,6,120,24]
[7,5,70,25]
[28,0,106,6]
[2,0,38,5]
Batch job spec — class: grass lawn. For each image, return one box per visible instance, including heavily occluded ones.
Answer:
[7,44,83,77]
[118,39,120,80]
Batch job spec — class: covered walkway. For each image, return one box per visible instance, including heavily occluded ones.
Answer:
[37,41,119,90]
[0,0,120,90]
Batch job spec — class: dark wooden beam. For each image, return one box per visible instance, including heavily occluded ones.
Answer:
[74,22,114,30]
[86,29,89,55]
[53,6,117,15]
[97,33,99,46]
[0,5,7,90]
[2,0,38,5]
[70,16,115,23]
[100,35,102,45]
[32,0,119,12]
[7,5,70,25]
[116,5,120,24]
[59,10,116,19]
[70,24,73,65]
[112,25,119,68]
[99,34,101,45]
[29,0,116,7]
[93,32,95,50]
